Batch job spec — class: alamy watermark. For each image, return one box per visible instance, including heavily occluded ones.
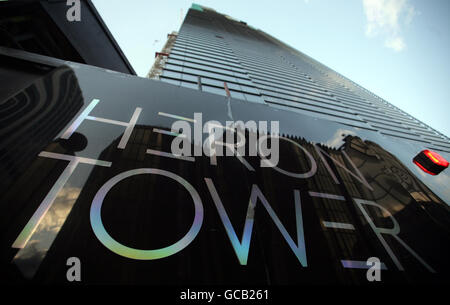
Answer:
[366,257,381,282]
[66,0,81,22]
[169,113,280,167]
[66,257,81,282]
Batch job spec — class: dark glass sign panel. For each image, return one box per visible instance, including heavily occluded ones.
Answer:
[1,54,449,284]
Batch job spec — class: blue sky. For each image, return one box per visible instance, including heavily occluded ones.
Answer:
[92,0,450,138]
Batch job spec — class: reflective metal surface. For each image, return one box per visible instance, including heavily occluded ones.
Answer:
[1,52,449,284]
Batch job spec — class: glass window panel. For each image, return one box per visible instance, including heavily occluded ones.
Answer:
[230,91,245,100]
[186,54,241,69]
[170,47,185,54]
[218,74,237,82]
[234,68,247,74]
[202,85,226,96]
[182,67,201,75]
[185,50,239,64]
[209,71,232,81]
[236,79,254,86]
[170,50,185,56]
[233,72,250,79]
[261,90,281,98]
[180,81,199,89]
[184,62,204,70]
[184,68,235,82]
[226,83,240,90]
[164,64,183,72]
[162,70,182,79]
[169,54,184,61]
[160,77,180,86]
[244,94,264,104]
[182,74,198,82]
[239,85,259,94]
[198,70,220,79]
[185,62,226,76]
[205,66,229,74]
[185,43,230,55]
[185,57,203,65]
[173,42,186,49]
[202,78,224,87]
[167,58,184,65]
[188,49,235,62]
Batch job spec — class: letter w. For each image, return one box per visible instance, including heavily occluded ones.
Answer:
[204,178,307,266]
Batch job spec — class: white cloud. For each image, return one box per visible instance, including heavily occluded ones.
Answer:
[362,0,417,52]
[324,129,356,148]
[385,36,406,51]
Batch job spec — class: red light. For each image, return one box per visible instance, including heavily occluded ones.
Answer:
[423,150,449,167]
[413,160,436,175]
[413,150,449,175]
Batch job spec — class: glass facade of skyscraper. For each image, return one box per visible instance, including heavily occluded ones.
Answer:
[155,5,450,154]
[1,2,449,286]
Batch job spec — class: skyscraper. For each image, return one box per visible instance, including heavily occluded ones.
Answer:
[151,4,450,155]
[1,2,449,285]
